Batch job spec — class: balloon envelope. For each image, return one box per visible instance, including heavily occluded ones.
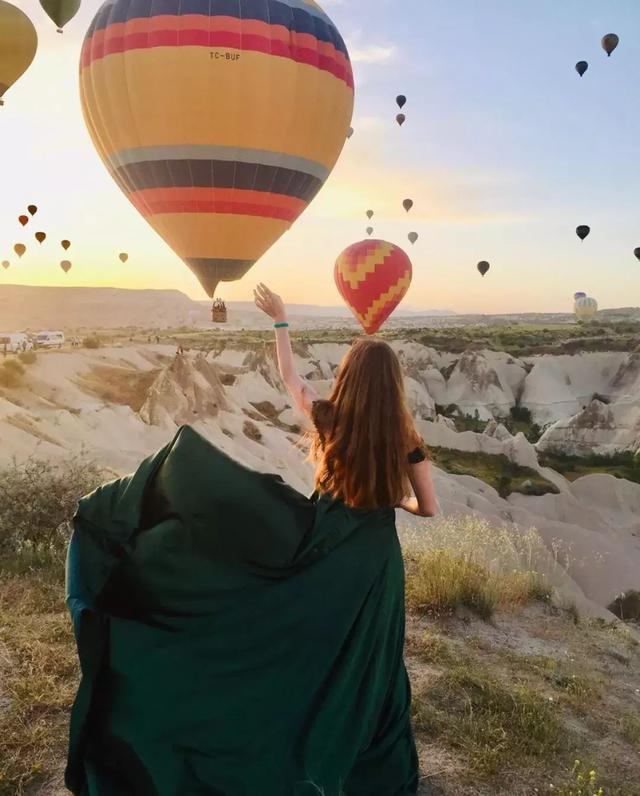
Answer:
[35,231,46,243]
[61,239,71,250]
[0,1,37,105]
[601,33,619,56]
[334,239,412,335]
[347,127,354,139]
[396,113,406,127]
[366,210,374,220]
[574,291,587,300]
[118,252,128,263]
[366,227,373,236]
[402,199,413,213]
[13,243,25,257]
[634,248,640,261]
[396,95,406,109]
[18,214,28,226]
[60,260,72,273]
[574,296,598,319]
[408,232,418,245]
[80,0,354,298]
[477,261,490,276]
[2,260,9,269]
[27,204,37,215]
[575,61,588,76]
[576,225,590,241]
[39,0,80,31]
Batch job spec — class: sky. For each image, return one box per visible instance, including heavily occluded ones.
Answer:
[0,0,639,313]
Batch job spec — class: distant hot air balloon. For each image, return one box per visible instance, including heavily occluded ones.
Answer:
[574,295,598,320]
[347,127,354,139]
[477,261,490,277]
[402,199,413,213]
[18,214,28,226]
[366,210,374,220]
[396,95,406,109]
[601,33,619,57]
[80,0,354,311]
[574,291,587,300]
[39,0,80,32]
[575,61,588,77]
[118,252,128,263]
[61,239,71,250]
[366,227,373,237]
[35,231,46,244]
[396,113,406,127]
[0,1,37,106]
[60,259,72,273]
[334,240,412,335]
[2,260,9,269]
[634,248,640,261]
[408,232,418,245]
[27,204,37,216]
[576,225,590,241]
[13,243,25,257]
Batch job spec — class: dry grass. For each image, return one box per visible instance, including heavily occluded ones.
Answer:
[0,565,77,796]
[409,607,640,795]
[75,364,160,412]
[406,548,547,619]
[404,515,552,620]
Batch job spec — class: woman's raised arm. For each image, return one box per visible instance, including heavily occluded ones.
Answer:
[253,283,318,417]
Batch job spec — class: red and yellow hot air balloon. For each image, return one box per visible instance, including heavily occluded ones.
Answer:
[80,0,354,309]
[334,240,412,335]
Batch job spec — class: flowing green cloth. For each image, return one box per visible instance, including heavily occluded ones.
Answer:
[65,426,419,795]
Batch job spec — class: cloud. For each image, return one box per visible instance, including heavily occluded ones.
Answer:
[349,43,396,64]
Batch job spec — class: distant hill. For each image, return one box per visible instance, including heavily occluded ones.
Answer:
[0,284,637,331]
[197,300,457,318]
[0,285,455,331]
[0,285,209,330]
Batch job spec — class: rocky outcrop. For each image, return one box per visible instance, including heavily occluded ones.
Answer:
[536,398,640,456]
[139,354,228,428]
[443,351,521,419]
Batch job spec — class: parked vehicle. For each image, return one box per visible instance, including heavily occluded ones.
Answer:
[34,331,65,349]
[0,332,33,353]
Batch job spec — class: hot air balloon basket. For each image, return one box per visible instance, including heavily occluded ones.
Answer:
[211,307,227,324]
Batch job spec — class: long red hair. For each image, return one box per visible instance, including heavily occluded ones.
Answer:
[310,338,422,510]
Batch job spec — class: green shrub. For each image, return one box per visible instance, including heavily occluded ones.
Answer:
[510,405,532,423]
[0,455,104,561]
[18,350,37,365]
[0,358,25,388]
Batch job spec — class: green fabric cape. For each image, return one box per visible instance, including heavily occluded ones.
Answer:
[65,425,418,795]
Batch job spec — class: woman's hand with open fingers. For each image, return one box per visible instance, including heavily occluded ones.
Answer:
[254,283,287,324]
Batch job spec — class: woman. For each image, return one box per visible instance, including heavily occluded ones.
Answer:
[66,286,437,796]
[253,283,438,518]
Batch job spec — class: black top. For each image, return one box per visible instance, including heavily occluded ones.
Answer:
[407,446,427,465]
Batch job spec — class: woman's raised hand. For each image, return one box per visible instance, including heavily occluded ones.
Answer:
[254,283,287,323]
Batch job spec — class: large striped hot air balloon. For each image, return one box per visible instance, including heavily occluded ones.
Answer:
[80,0,354,308]
[334,240,412,335]
[0,1,38,106]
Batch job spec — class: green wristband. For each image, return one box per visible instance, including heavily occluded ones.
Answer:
[274,321,289,329]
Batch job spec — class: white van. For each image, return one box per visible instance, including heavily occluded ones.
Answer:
[0,332,33,353]
[35,331,65,349]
